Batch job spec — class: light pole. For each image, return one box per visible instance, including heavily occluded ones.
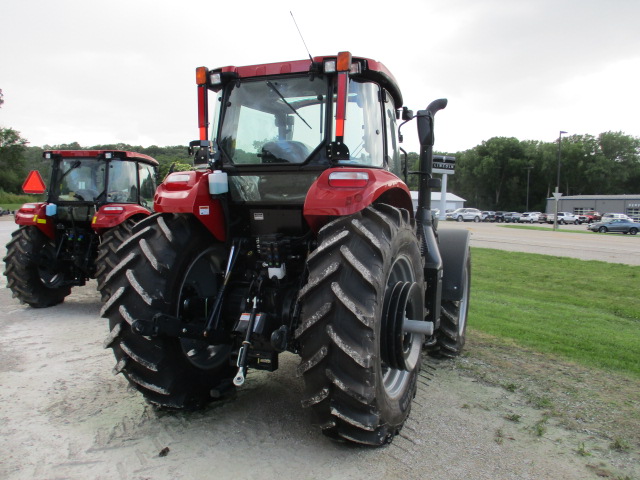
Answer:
[524,165,533,212]
[553,130,567,231]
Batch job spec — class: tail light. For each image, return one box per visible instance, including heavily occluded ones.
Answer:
[328,171,369,188]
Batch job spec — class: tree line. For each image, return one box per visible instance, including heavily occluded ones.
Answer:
[1,126,639,212]
[406,131,640,212]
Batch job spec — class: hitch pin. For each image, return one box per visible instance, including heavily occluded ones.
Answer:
[233,296,259,386]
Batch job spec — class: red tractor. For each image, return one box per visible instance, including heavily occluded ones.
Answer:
[101,52,470,446]
[4,150,158,307]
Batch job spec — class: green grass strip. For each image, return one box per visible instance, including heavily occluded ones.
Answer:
[469,247,640,378]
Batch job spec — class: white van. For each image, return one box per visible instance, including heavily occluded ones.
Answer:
[601,213,630,221]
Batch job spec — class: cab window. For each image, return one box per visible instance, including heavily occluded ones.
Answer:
[335,80,384,167]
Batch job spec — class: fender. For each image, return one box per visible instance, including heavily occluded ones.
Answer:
[438,228,471,301]
[154,170,226,241]
[92,204,151,234]
[303,168,414,232]
[14,202,55,239]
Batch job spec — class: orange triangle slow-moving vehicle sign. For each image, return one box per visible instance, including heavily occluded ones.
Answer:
[22,170,47,194]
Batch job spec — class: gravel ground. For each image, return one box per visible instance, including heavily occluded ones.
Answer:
[1,216,638,480]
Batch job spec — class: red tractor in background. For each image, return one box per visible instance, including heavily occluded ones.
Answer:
[4,150,158,307]
[101,52,470,446]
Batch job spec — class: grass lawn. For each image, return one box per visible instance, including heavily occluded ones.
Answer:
[469,247,640,379]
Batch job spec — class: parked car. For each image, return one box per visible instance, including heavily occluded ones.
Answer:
[481,211,496,222]
[587,218,638,235]
[494,211,507,223]
[547,212,580,225]
[537,213,548,223]
[503,212,521,223]
[519,212,542,223]
[446,208,483,222]
[577,211,601,223]
[600,213,630,222]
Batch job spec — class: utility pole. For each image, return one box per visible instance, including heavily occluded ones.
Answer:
[553,131,567,231]
[524,165,533,211]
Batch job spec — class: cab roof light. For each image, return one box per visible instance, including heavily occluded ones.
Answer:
[324,59,336,73]
[336,51,352,72]
[328,171,369,188]
[196,66,208,86]
[324,57,361,74]
[210,72,222,85]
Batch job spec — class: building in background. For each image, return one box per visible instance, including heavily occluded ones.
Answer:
[545,195,640,220]
[411,191,466,214]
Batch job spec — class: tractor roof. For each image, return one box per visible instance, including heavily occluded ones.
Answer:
[44,150,159,166]
[214,54,404,107]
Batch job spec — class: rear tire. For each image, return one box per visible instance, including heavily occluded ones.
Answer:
[101,213,235,409]
[296,204,424,445]
[95,217,139,301]
[3,226,71,307]
[629,228,638,235]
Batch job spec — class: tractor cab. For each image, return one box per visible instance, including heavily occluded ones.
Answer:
[45,150,157,224]
[175,52,411,240]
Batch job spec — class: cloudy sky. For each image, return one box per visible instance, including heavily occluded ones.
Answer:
[1,0,639,154]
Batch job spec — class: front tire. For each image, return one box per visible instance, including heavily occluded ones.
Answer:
[3,226,71,307]
[599,226,608,233]
[101,213,235,409]
[629,228,638,235]
[296,204,424,446]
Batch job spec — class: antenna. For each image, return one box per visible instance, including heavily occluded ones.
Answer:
[290,11,313,62]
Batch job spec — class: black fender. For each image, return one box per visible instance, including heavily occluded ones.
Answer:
[438,229,471,301]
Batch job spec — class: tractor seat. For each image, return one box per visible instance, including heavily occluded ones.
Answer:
[260,141,310,164]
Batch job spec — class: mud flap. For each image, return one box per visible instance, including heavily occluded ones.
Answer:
[439,229,471,301]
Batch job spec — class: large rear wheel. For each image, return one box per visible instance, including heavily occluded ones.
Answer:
[95,217,139,301]
[296,204,425,445]
[101,213,235,408]
[3,226,71,307]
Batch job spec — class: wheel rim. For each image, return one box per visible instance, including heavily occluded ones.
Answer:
[176,246,231,370]
[381,255,422,399]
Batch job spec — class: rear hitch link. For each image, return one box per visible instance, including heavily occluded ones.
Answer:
[203,238,243,337]
[233,294,261,386]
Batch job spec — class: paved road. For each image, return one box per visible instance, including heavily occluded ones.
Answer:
[440,220,640,265]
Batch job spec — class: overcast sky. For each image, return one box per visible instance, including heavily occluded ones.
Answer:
[1,0,639,155]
